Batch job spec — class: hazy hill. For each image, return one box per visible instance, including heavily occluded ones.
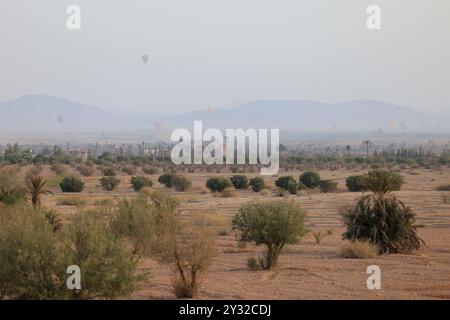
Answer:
[0,95,448,133]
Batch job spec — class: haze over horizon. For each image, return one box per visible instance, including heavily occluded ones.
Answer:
[1,0,450,116]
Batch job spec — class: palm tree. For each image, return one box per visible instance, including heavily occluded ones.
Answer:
[342,170,423,254]
[361,140,372,158]
[26,175,53,208]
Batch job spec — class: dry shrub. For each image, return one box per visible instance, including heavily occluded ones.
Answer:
[111,193,215,298]
[340,241,378,259]
[219,189,237,198]
[167,225,215,298]
[139,186,154,197]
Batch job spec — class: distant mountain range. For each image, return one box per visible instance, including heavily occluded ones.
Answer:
[0,95,449,134]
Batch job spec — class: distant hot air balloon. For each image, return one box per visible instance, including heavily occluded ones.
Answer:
[153,121,164,130]
[141,54,149,64]
[389,120,398,129]
[57,114,64,124]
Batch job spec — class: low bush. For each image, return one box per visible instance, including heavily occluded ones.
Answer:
[100,176,121,191]
[299,171,321,189]
[275,176,297,194]
[131,176,153,191]
[206,177,232,192]
[230,175,249,190]
[249,177,265,192]
[158,173,176,188]
[59,176,85,193]
[319,180,338,193]
[172,175,192,192]
[346,175,367,192]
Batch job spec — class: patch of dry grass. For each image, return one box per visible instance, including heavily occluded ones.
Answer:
[340,241,378,259]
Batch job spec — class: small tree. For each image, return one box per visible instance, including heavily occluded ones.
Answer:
[100,176,121,191]
[299,171,321,189]
[249,177,265,192]
[131,176,153,191]
[232,199,307,269]
[59,176,85,193]
[230,175,249,190]
[206,177,232,192]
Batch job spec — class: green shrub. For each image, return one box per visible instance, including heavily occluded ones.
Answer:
[346,175,367,192]
[131,176,153,191]
[206,177,232,192]
[287,181,298,195]
[111,197,156,256]
[0,204,69,299]
[172,175,192,192]
[0,187,26,206]
[232,199,307,269]
[59,176,85,193]
[230,175,249,190]
[275,176,297,194]
[0,204,139,300]
[249,177,265,192]
[299,171,321,189]
[319,180,338,193]
[66,211,138,299]
[158,173,176,188]
[100,176,121,191]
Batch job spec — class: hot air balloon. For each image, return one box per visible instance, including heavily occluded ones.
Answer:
[141,54,149,64]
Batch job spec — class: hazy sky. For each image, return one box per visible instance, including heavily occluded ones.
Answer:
[1,0,449,115]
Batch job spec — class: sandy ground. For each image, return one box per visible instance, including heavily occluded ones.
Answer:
[34,165,450,300]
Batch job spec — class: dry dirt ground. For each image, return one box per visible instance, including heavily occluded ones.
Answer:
[32,165,450,300]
